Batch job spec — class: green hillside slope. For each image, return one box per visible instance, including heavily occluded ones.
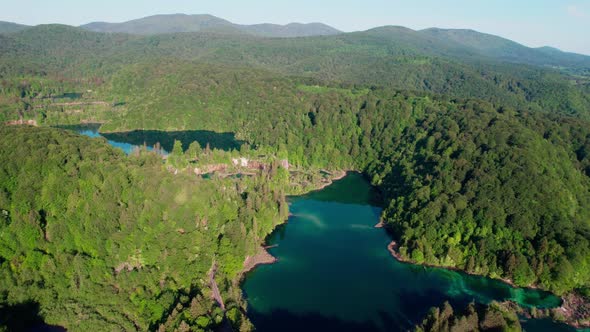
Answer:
[2,25,588,118]
[0,125,287,330]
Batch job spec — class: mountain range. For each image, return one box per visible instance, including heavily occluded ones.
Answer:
[0,13,588,71]
[1,16,589,120]
[1,14,342,38]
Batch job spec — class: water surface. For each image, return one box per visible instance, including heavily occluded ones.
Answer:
[242,173,571,332]
[59,124,243,154]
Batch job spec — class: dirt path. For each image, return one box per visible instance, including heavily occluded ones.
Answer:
[51,101,110,106]
[5,119,38,126]
[208,263,225,310]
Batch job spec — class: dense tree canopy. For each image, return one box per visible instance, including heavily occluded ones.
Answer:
[0,125,288,331]
[414,301,521,332]
[368,102,590,294]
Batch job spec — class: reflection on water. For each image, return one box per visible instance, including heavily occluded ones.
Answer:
[57,123,244,155]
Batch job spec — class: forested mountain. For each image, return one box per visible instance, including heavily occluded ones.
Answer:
[80,14,342,37]
[77,16,590,70]
[0,21,29,34]
[420,28,590,69]
[5,14,590,70]
[1,24,589,119]
[0,125,288,330]
[81,14,238,35]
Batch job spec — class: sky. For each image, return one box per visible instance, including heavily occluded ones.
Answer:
[1,0,589,55]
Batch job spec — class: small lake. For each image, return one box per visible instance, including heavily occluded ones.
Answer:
[58,124,243,154]
[242,173,576,332]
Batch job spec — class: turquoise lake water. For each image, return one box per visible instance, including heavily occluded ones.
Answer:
[242,173,577,332]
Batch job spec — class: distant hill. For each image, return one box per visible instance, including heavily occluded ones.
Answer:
[0,21,29,34]
[4,23,590,118]
[6,14,590,71]
[80,14,342,37]
[420,28,590,69]
[239,22,342,38]
[81,14,239,35]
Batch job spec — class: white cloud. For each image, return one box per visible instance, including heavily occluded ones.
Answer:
[567,4,588,18]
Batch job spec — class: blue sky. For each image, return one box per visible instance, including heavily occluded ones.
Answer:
[2,0,589,55]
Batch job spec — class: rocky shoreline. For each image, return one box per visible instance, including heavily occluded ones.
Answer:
[386,240,590,329]
[313,170,347,191]
[242,247,278,274]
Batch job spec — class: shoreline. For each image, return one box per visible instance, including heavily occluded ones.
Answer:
[292,169,349,195]
[237,172,589,329]
[387,240,548,290]
[314,169,348,191]
[386,240,590,329]
[242,247,278,275]
[239,169,348,277]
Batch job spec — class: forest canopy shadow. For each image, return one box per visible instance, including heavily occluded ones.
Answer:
[247,308,382,332]
[0,300,65,331]
[297,172,383,206]
[102,129,244,152]
[57,124,244,152]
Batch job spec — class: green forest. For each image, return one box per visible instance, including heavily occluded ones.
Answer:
[0,125,288,331]
[0,19,589,331]
[414,301,521,332]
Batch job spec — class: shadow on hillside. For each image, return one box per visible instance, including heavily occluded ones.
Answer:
[57,123,245,152]
[0,300,65,331]
[247,308,382,332]
[297,172,383,206]
[102,129,245,152]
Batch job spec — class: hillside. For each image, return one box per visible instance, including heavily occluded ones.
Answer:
[5,15,589,73]
[420,28,590,70]
[80,14,342,37]
[2,24,589,119]
[76,12,590,73]
[0,21,29,34]
[0,125,288,330]
[101,65,590,295]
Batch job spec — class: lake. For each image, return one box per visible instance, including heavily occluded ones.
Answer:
[58,123,243,154]
[242,173,576,332]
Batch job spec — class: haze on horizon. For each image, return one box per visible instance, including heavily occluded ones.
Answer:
[1,0,589,56]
